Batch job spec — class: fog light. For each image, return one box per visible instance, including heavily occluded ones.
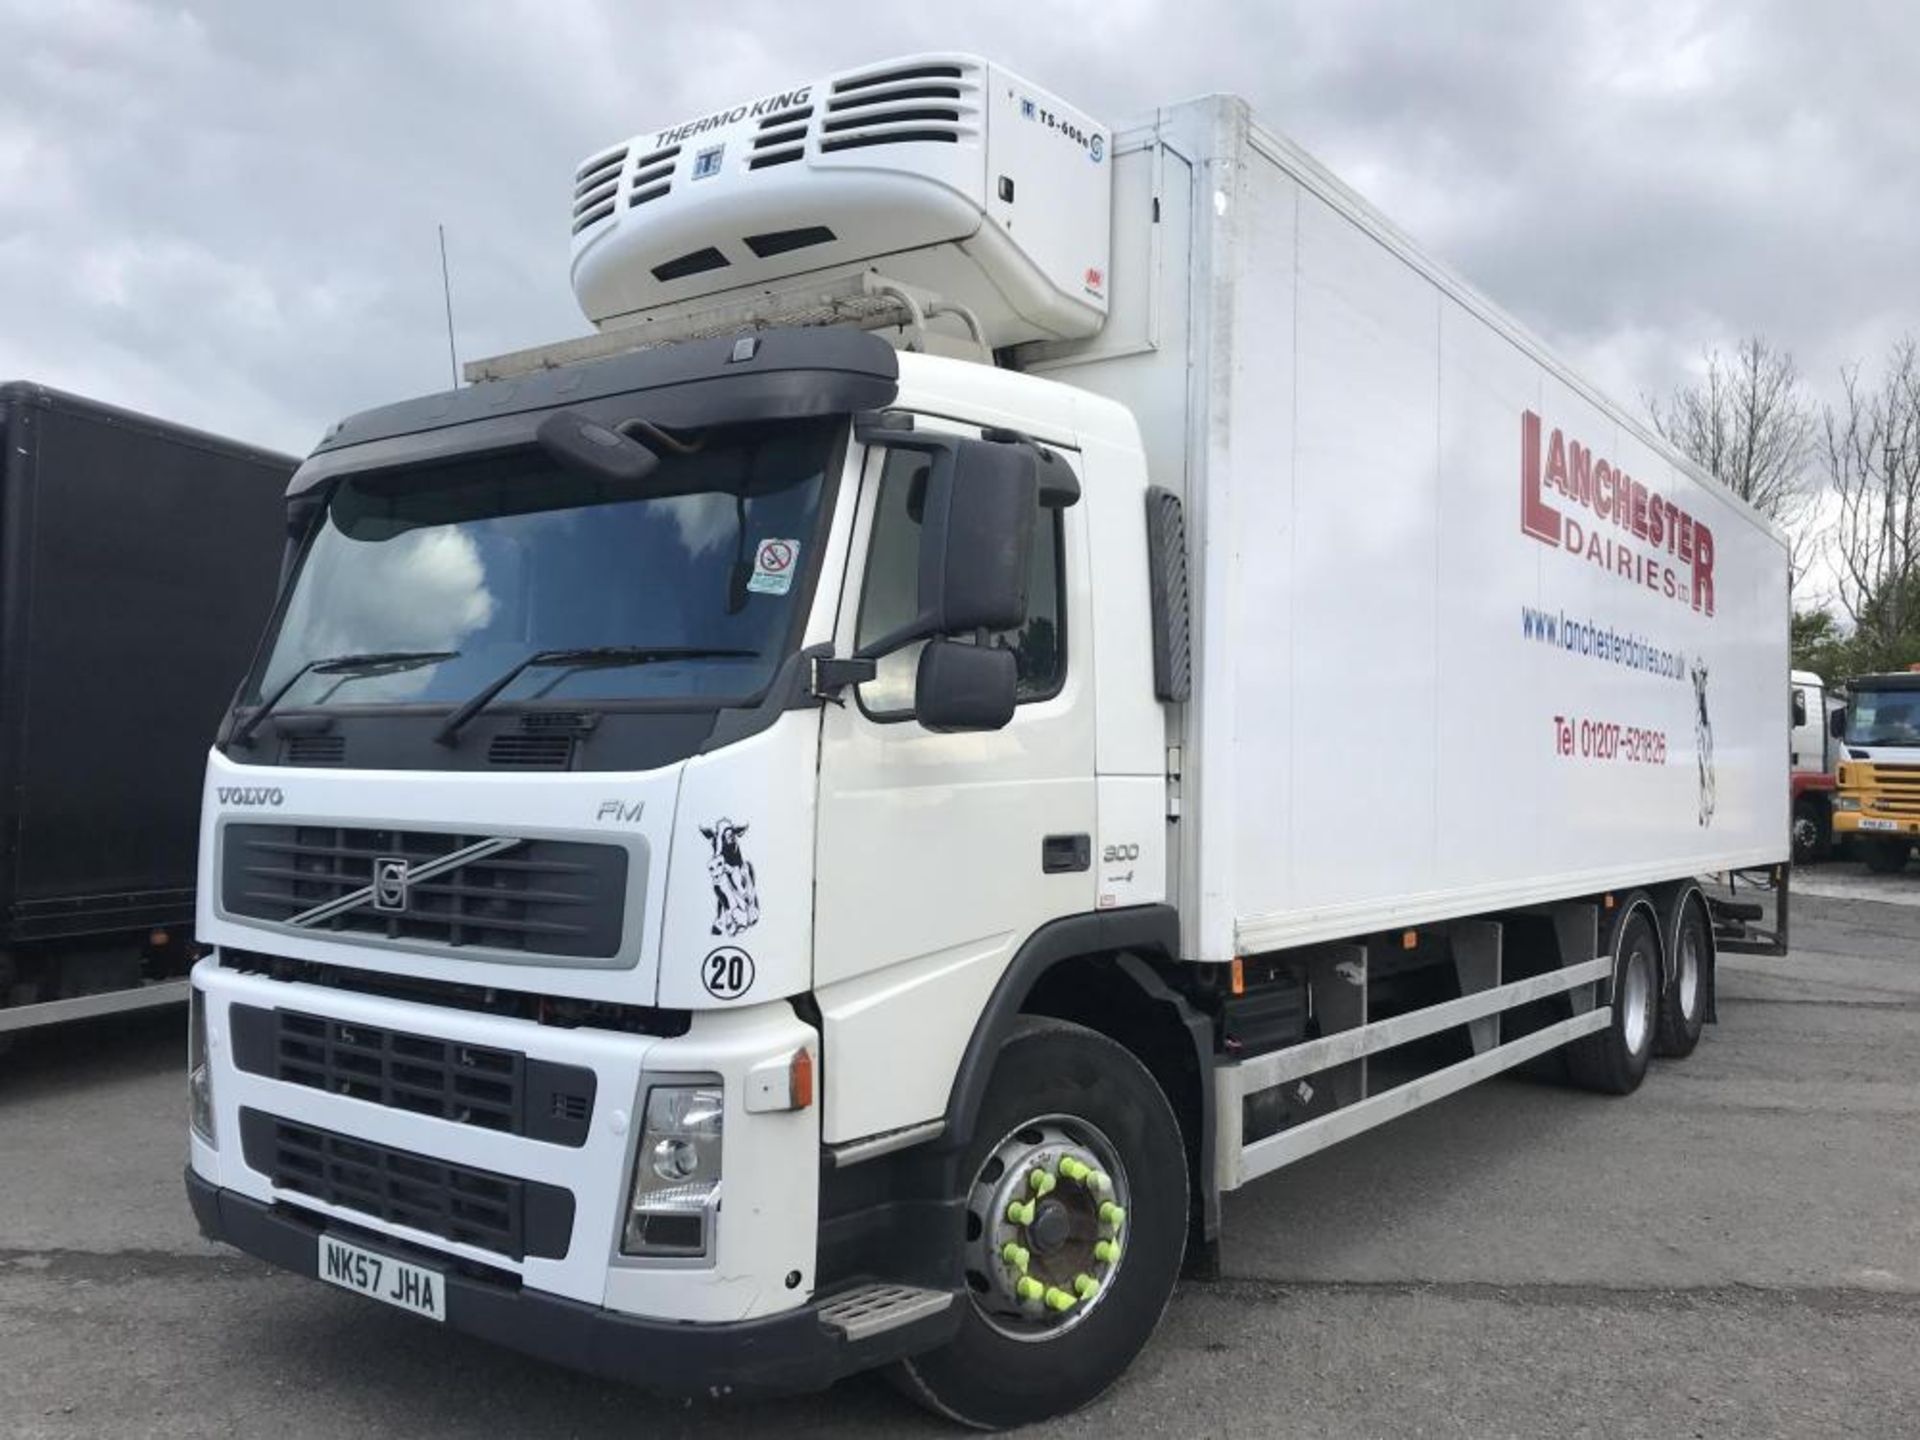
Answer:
[1836,796,1861,812]
[188,986,215,1146]
[623,1084,722,1257]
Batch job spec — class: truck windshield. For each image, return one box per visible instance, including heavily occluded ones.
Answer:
[1844,688,1920,747]
[250,417,840,713]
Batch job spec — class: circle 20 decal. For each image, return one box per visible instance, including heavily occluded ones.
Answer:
[701,946,756,1001]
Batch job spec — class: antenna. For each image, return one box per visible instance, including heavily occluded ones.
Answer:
[438,223,460,387]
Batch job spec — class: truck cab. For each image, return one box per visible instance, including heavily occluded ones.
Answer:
[1831,669,1920,872]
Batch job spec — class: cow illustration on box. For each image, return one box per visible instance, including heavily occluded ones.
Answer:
[1691,661,1716,829]
[700,818,760,936]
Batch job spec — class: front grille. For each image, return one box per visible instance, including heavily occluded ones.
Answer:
[240,1109,574,1261]
[229,1003,595,1145]
[1864,764,1920,813]
[221,825,628,959]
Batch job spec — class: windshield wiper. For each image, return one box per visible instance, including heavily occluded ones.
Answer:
[434,645,759,747]
[231,650,459,748]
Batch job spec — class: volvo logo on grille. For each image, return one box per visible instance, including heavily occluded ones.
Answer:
[372,857,410,913]
[282,836,523,930]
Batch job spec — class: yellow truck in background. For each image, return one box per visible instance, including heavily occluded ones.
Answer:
[1831,669,1920,872]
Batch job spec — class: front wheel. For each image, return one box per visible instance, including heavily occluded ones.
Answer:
[893,1017,1187,1430]
[1791,801,1830,863]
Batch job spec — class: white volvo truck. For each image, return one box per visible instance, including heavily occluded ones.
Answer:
[186,55,1791,1427]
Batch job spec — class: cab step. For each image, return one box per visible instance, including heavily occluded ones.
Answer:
[818,1283,954,1341]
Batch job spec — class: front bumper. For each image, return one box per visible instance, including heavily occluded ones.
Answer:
[187,1167,956,1397]
[1832,810,1920,837]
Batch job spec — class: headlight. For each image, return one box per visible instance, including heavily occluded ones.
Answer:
[188,986,215,1146]
[1835,796,1861,811]
[622,1083,722,1257]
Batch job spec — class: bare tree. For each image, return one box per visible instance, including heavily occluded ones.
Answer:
[1651,335,1818,580]
[1824,336,1920,666]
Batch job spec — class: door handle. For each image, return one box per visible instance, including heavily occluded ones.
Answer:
[1042,834,1091,874]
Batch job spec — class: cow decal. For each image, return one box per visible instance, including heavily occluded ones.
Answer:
[1691,661,1716,829]
[699,818,760,936]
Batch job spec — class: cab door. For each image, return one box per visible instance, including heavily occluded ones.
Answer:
[811,427,1096,1142]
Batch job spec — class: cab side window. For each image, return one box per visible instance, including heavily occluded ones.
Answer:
[854,448,1066,719]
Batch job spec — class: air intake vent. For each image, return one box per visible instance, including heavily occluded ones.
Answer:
[749,103,813,170]
[283,734,345,767]
[487,732,575,769]
[651,246,729,283]
[821,61,977,153]
[742,224,836,259]
[572,144,627,235]
[628,145,679,207]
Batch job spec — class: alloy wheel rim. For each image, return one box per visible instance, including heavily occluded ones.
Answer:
[965,1114,1132,1342]
[1621,940,1655,1056]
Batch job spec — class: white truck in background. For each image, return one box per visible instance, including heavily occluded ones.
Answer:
[1790,669,1840,861]
[185,55,1791,1427]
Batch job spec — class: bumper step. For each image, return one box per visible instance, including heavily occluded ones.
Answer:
[818,1283,954,1342]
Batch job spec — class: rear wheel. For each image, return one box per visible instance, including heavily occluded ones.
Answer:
[1654,896,1709,1058]
[1566,906,1658,1095]
[893,1018,1187,1430]
[1863,838,1911,874]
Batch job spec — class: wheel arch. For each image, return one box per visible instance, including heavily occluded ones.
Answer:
[939,906,1219,1250]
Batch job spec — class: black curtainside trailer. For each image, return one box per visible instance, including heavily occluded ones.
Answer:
[0,383,294,1039]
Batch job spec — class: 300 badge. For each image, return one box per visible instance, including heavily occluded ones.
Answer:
[701,946,755,1000]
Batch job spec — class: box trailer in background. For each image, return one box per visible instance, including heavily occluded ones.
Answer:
[0,385,294,1039]
[186,56,1790,1427]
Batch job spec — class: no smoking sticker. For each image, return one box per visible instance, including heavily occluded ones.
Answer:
[747,538,800,595]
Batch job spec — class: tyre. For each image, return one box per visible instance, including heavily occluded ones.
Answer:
[1653,895,1709,1058]
[1565,905,1659,1095]
[1863,838,1911,874]
[1791,801,1830,864]
[893,1017,1187,1430]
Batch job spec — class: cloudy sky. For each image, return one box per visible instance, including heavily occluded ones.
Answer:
[2,0,1914,465]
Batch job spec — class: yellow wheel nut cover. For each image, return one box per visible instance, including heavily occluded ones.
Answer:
[1044,1287,1078,1312]
[1006,1200,1036,1226]
[1028,1168,1057,1195]
[1074,1273,1100,1299]
[1001,1242,1030,1273]
[1098,1201,1127,1227]
[1094,1239,1121,1264]
[1016,1276,1046,1303]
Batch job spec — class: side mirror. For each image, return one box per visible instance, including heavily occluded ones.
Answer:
[914,638,1017,732]
[1828,708,1846,739]
[1792,691,1808,727]
[858,434,1039,657]
[535,409,658,484]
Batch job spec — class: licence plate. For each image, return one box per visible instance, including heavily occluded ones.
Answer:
[318,1236,445,1322]
[1860,818,1901,832]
